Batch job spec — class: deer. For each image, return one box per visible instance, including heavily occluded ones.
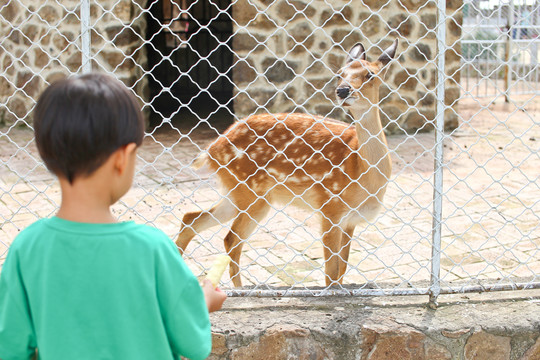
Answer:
[176,39,398,287]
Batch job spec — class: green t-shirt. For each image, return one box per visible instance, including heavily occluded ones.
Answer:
[0,217,211,360]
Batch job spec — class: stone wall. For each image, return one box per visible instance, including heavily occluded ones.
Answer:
[208,292,540,359]
[0,0,147,126]
[0,1,79,126]
[231,0,463,133]
[0,0,461,133]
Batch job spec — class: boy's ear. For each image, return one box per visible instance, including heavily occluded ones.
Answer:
[124,142,137,155]
[113,143,137,174]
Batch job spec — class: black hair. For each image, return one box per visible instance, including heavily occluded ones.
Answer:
[34,73,145,183]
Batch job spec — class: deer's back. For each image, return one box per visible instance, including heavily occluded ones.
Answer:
[204,113,372,206]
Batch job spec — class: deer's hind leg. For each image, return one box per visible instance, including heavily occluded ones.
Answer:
[176,198,237,254]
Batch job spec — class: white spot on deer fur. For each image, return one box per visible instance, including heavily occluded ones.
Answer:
[283,139,295,149]
[267,167,285,181]
[232,146,244,160]
[288,176,302,183]
[221,152,232,163]
[252,181,264,193]
[235,127,246,137]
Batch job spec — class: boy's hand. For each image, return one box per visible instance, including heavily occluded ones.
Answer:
[202,279,227,313]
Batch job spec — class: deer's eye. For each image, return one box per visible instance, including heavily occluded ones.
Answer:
[365,71,374,81]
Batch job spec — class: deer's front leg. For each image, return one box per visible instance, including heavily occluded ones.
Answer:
[321,218,344,286]
[224,198,271,287]
[338,225,355,282]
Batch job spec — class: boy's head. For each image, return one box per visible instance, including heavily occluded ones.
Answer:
[34,73,144,183]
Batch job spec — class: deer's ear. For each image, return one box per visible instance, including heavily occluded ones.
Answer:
[347,43,366,63]
[378,39,398,65]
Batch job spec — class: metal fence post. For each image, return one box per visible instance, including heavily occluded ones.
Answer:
[81,0,92,73]
[505,0,515,103]
[429,0,447,309]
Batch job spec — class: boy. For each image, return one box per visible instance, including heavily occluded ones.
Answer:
[0,73,226,360]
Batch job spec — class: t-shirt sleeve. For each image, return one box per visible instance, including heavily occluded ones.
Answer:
[155,236,212,360]
[0,241,37,360]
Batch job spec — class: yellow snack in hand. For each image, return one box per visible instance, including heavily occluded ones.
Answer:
[205,255,231,288]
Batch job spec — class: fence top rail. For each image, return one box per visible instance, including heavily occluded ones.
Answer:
[225,282,540,297]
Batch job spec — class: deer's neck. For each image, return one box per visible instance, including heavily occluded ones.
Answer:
[349,101,391,180]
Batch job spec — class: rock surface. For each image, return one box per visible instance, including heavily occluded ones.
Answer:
[208,289,540,359]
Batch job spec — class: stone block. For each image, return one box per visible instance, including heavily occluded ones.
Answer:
[275,1,299,22]
[287,1,316,19]
[105,25,138,47]
[361,322,451,360]
[232,0,259,27]
[404,108,436,132]
[0,76,15,98]
[38,5,59,24]
[393,69,419,91]
[388,14,415,37]
[287,22,316,49]
[417,91,435,107]
[6,95,28,120]
[211,333,228,356]
[444,111,459,131]
[112,0,132,23]
[16,72,41,98]
[399,0,436,11]
[232,33,265,53]
[445,87,461,106]
[330,30,362,51]
[229,324,331,360]
[380,104,405,133]
[521,336,540,360]
[410,43,433,62]
[419,14,437,39]
[464,331,511,360]
[232,59,257,85]
[320,6,353,28]
[358,13,383,38]
[0,1,20,23]
[262,58,298,84]
[361,0,387,11]
[448,13,463,38]
[249,12,277,31]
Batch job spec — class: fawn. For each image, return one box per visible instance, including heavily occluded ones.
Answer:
[177,40,398,287]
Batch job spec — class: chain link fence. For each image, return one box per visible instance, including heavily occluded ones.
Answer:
[0,0,539,304]
[462,0,540,98]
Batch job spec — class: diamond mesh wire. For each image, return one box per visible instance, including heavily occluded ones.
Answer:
[0,0,539,301]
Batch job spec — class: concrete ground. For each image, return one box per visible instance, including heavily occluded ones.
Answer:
[0,94,538,298]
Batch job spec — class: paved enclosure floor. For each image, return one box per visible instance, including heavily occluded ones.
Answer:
[0,95,538,293]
